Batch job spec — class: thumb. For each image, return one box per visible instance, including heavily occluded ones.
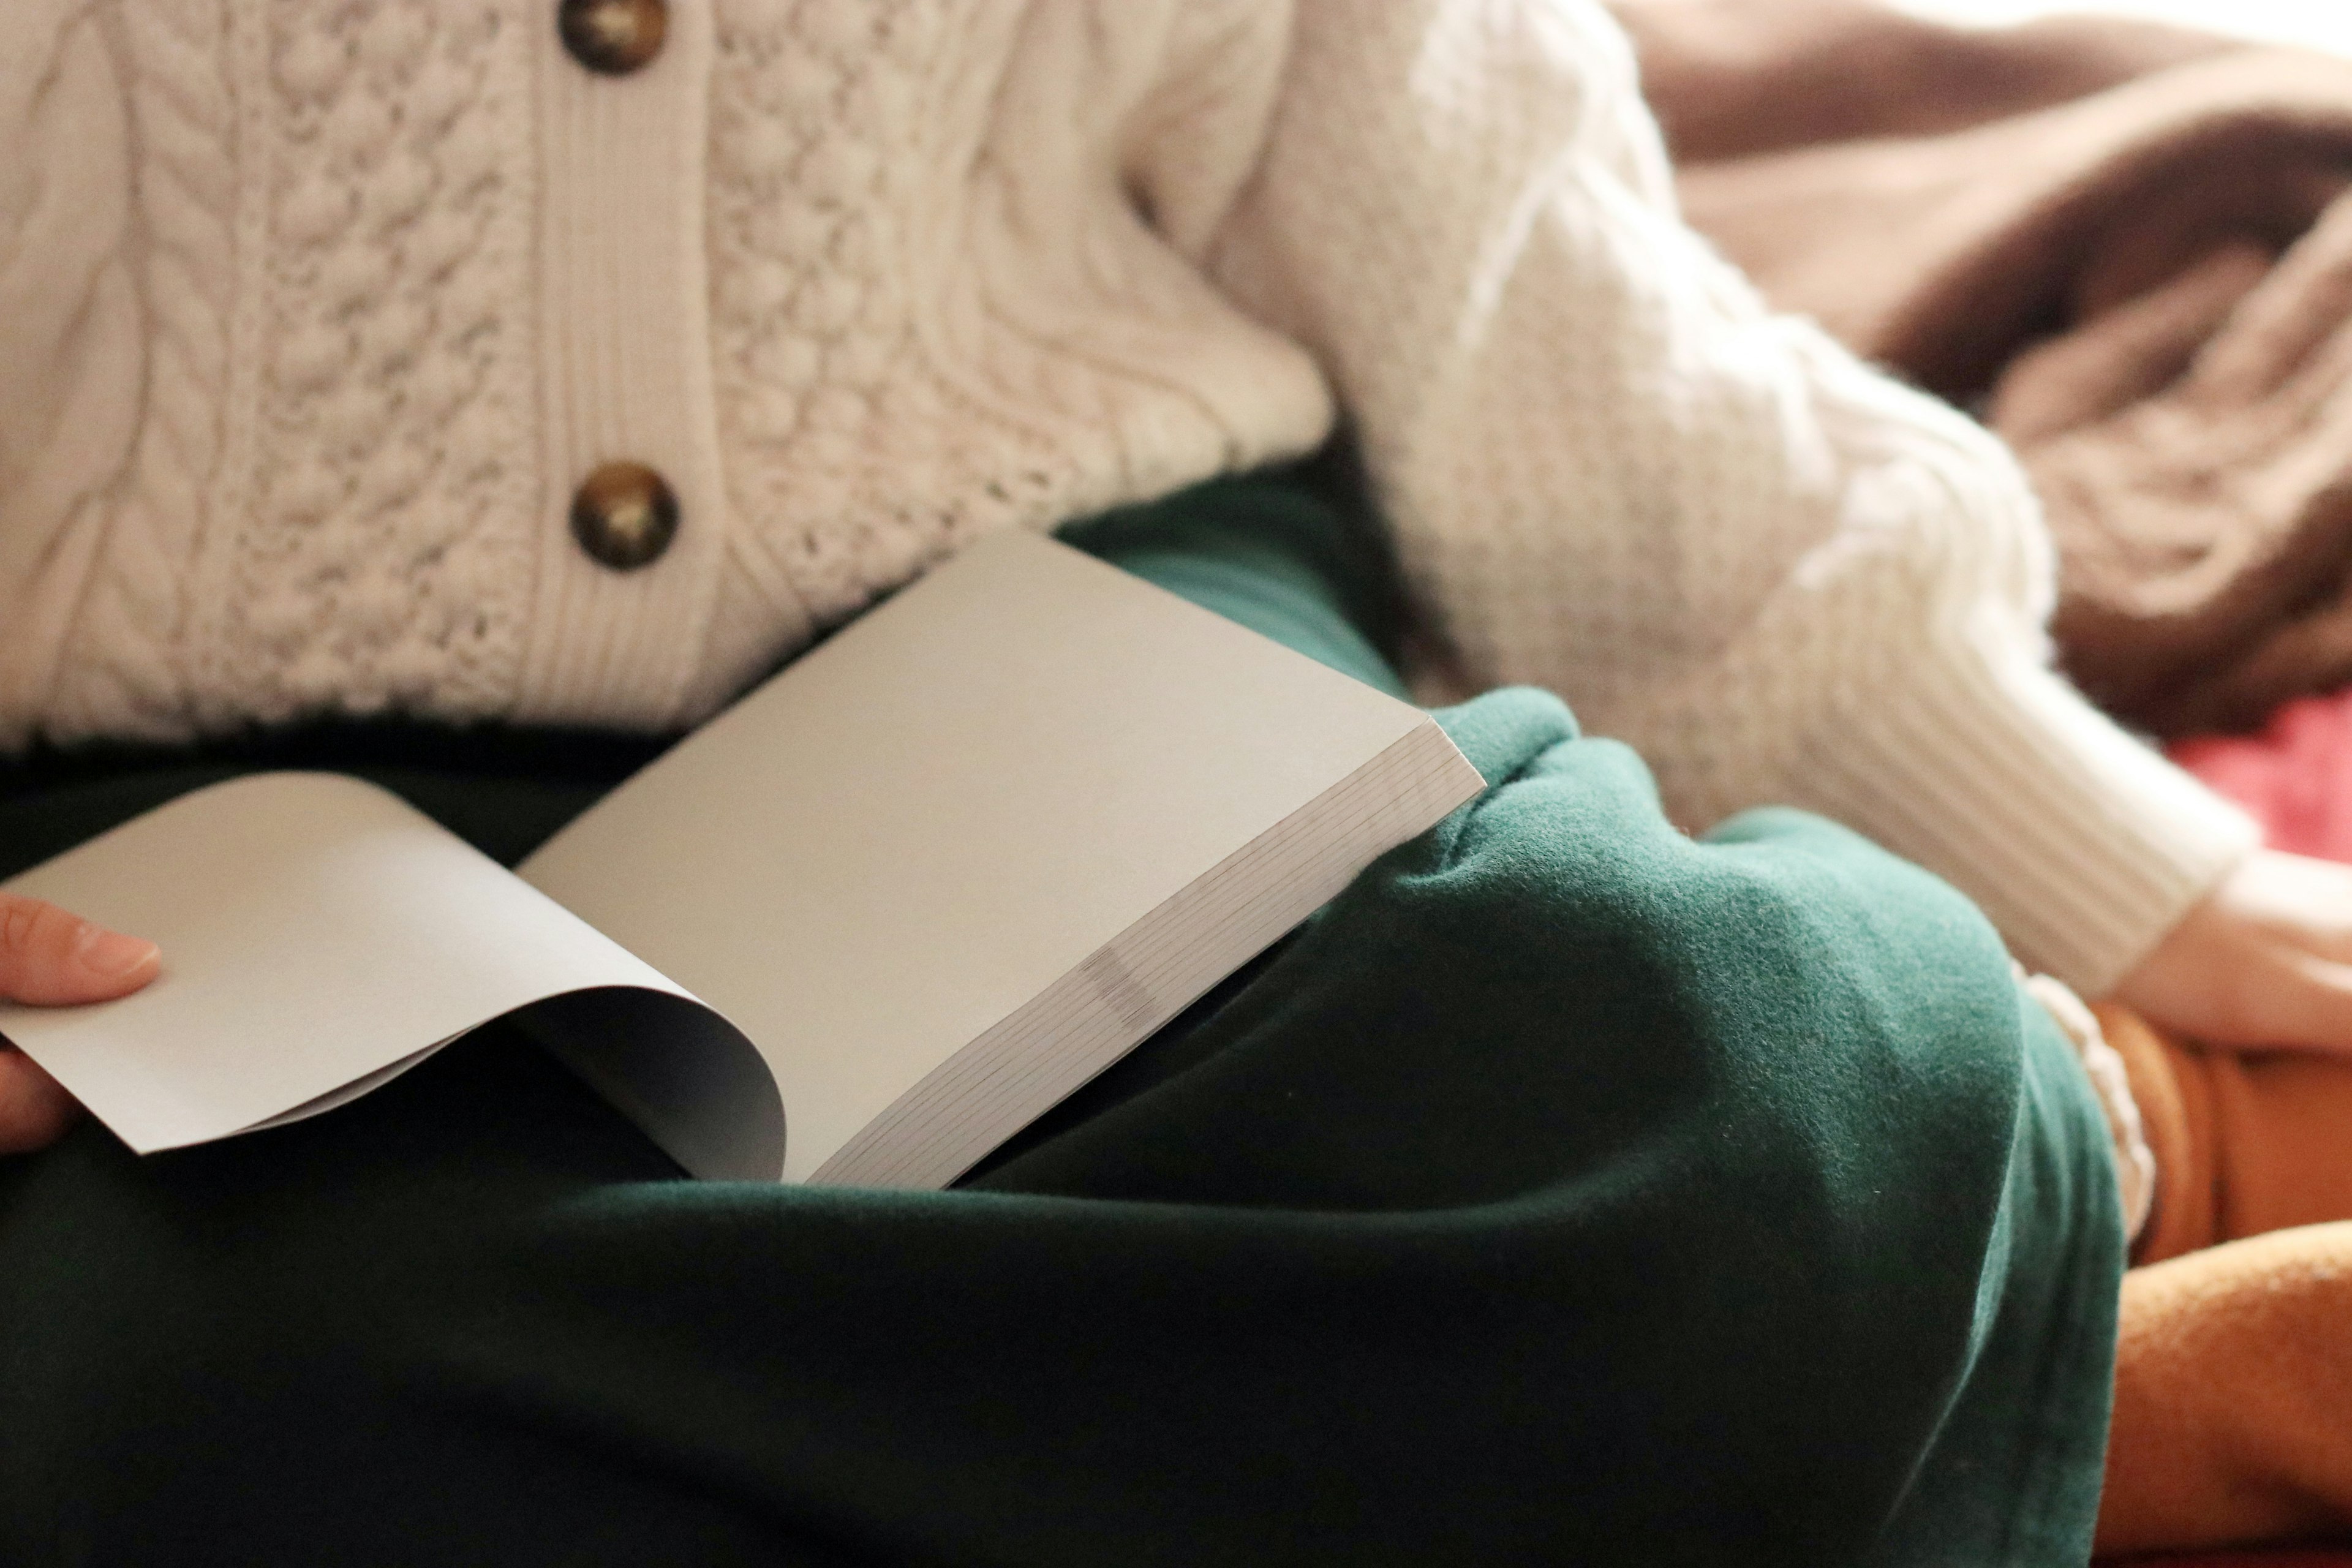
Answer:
[0,892,160,1006]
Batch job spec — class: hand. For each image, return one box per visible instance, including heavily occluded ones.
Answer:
[2116,850,2352,1053]
[0,892,160,1153]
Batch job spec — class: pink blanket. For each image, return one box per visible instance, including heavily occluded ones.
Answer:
[2171,691,2352,859]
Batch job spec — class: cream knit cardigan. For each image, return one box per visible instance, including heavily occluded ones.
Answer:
[0,0,2254,993]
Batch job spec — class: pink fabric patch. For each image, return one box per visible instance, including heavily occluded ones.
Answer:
[2171,690,2352,862]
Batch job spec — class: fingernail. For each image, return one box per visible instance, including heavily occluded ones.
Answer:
[77,926,159,979]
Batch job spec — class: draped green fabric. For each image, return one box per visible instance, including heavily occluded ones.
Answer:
[0,472,2120,1565]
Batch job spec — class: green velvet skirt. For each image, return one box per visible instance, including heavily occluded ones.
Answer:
[0,469,2122,1566]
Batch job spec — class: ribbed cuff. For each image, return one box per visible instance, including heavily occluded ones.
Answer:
[1792,620,2259,997]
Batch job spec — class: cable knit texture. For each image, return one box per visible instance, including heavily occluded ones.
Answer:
[202,0,540,728]
[0,0,2256,992]
[45,1,233,741]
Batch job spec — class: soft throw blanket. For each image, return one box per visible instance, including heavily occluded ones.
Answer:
[1612,0,2352,736]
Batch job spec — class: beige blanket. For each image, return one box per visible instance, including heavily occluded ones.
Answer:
[1615,0,2352,736]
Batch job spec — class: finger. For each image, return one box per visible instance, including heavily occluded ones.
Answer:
[0,1047,81,1153]
[2230,948,2352,1055]
[0,892,160,1006]
[2234,853,2352,967]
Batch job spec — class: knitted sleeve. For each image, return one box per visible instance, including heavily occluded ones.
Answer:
[1205,0,2256,994]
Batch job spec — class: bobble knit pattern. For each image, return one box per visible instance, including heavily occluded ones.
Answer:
[0,0,2259,992]
[704,0,1319,640]
[707,0,990,631]
[211,0,540,728]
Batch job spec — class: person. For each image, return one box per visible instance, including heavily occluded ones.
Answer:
[2,475,2130,1566]
[0,0,2332,1559]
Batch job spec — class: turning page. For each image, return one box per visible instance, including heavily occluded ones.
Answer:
[0,774,778,1176]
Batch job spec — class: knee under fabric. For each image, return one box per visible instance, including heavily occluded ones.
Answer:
[0,472,2122,1566]
[2102,1219,2352,1556]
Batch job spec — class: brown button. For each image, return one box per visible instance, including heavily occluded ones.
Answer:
[571,461,679,571]
[557,0,668,76]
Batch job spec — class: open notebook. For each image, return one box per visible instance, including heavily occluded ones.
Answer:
[0,533,1483,1187]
